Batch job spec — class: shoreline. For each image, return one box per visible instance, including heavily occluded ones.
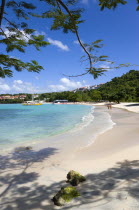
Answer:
[0,104,139,209]
[91,101,139,113]
[0,104,94,154]
[75,107,139,160]
[0,105,113,156]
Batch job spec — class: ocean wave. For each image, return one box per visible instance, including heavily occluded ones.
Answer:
[81,106,95,127]
[68,106,95,133]
[84,110,116,148]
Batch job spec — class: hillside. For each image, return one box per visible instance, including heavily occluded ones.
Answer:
[0,70,138,104]
[98,70,139,103]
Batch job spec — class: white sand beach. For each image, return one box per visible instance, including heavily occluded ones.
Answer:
[92,102,139,113]
[0,103,139,210]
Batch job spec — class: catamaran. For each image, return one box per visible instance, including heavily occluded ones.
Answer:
[22,101,42,105]
[22,94,42,105]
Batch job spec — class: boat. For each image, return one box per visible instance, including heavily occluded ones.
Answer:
[53,100,68,104]
[22,94,42,105]
[22,101,42,105]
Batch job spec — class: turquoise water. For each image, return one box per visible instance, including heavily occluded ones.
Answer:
[0,104,93,148]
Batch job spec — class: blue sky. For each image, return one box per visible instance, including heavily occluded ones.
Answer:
[1,0,139,94]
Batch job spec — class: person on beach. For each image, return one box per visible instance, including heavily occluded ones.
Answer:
[107,103,112,109]
[107,104,110,109]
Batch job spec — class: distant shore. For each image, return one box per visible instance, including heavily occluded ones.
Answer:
[0,104,139,209]
[91,102,139,113]
[52,101,139,113]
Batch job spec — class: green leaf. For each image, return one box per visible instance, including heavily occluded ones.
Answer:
[136,5,139,11]
[94,45,101,48]
[20,2,36,10]
[6,1,17,8]
[99,55,108,58]
[93,39,103,44]
[31,60,38,65]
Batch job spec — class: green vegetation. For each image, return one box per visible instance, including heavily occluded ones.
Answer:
[0,70,138,104]
[0,0,111,78]
[0,0,136,78]
[0,99,23,104]
[98,0,139,11]
[0,94,31,103]
[37,89,102,103]
[0,0,49,77]
[99,70,139,103]
[52,186,80,206]
[38,70,139,103]
[67,170,86,186]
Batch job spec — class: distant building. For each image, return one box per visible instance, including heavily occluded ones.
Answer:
[19,95,26,99]
[33,94,39,98]
[72,83,104,92]
[0,94,27,100]
[74,86,89,92]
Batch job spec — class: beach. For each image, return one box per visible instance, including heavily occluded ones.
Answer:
[0,103,139,210]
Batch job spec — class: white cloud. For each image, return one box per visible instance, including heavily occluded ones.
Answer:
[2,27,46,42]
[73,39,84,45]
[12,80,36,93]
[47,37,69,51]
[13,80,23,85]
[12,80,48,93]
[0,79,11,93]
[60,78,82,89]
[2,28,31,41]
[0,84,11,92]
[99,62,110,70]
[48,78,84,92]
[74,40,79,45]
[0,78,46,94]
[48,85,66,92]
[3,29,69,52]
[0,78,88,94]
[34,31,46,36]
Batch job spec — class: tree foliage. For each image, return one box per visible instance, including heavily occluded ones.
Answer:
[99,70,139,103]
[98,0,139,11]
[0,70,138,103]
[37,70,139,103]
[0,0,138,78]
[0,0,50,77]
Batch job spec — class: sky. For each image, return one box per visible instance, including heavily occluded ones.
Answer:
[1,0,139,94]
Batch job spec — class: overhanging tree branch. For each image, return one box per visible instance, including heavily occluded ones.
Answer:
[57,0,93,73]
[0,0,137,79]
[0,27,8,38]
[0,0,6,26]
[3,17,31,41]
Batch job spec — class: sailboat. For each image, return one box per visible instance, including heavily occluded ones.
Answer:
[22,94,42,106]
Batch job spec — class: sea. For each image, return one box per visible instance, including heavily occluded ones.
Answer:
[0,104,115,152]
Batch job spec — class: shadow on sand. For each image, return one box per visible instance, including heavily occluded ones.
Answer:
[125,103,139,107]
[1,157,139,209]
[0,147,58,171]
[0,147,59,209]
